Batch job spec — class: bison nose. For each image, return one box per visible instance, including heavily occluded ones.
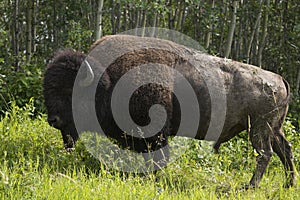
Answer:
[48,116,61,128]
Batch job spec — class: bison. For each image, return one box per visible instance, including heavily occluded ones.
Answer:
[44,35,296,188]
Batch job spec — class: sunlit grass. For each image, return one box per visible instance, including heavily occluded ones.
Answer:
[0,101,299,199]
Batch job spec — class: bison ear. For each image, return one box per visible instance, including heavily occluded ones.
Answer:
[79,60,95,87]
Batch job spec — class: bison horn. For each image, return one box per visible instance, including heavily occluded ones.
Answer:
[80,60,95,87]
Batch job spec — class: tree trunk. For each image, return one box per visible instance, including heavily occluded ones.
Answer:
[128,4,134,29]
[253,9,262,65]
[123,5,128,31]
[224,0,238,58]
[175,1,184,31]
[116,0,121,33]
[13,0,20,71]
[141,10,147,37]
[95,0,104,40]
[193,2,199,40]
[168,0,174,30]
[53,0,58,47]
[150,12,157,37]
[246,0,263,64]
[219,0,228,55]
[26,0,33,63]
[258,0,270,67]
[180,1,187,33]
[111,0,116,34]
[168,0,176,39]
[296,67,300,95]
[134,10,140,35]
[32,0,36,53]
[205,0,215,49]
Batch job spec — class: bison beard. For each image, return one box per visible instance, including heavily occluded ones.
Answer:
[43,35,296,188]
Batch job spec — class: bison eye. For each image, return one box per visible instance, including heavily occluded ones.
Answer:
[47,115,62,129]
[48,115,59,124]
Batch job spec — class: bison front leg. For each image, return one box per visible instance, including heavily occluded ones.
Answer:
[143,146,170,171]
[249,121,273,188]
[142,134,170,172]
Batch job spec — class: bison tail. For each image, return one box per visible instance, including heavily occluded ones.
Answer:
[282,77,290,106]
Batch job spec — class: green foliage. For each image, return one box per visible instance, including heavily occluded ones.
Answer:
[0,102,299,199]
[65,20,93,51]
[289,95,300,131]
[0,101,101,175]
[0,63,44,115]
[284,115,300,165]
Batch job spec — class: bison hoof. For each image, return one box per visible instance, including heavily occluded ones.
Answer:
[242,184,260,190]
[65,147,75,152]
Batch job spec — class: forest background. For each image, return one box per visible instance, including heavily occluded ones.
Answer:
[0,0,299,127]
[0,1,300,199]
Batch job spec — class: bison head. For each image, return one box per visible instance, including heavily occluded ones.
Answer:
[43,50,107,150]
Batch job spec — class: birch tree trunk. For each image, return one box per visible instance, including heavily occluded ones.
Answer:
[95,0,104,40]
[224,0,238,58]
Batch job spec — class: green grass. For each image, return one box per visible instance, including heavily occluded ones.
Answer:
[0,101,299,199]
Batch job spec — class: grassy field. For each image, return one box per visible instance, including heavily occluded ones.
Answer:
[0,102,299,199]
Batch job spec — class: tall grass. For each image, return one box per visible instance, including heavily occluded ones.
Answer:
[0,101,299,199]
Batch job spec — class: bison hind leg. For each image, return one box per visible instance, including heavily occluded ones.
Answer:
[272,129,297,187]
[249,121,274,188]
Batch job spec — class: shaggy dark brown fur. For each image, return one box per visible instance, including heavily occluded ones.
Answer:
[44,35,296,188]
[44,50,86,148]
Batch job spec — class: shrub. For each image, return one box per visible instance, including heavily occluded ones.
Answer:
[0,63,45,115]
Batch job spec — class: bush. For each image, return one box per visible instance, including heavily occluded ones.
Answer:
[0,63,45,115]
[289,94,300,131]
